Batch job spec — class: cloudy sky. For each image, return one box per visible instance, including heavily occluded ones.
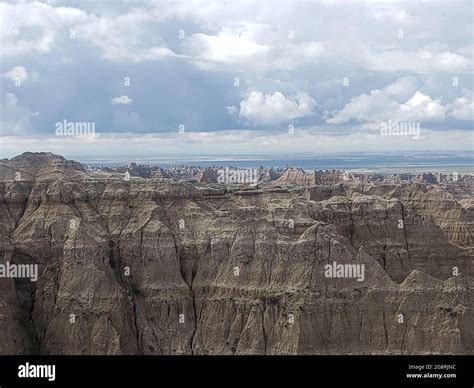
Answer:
[0,0,472,159]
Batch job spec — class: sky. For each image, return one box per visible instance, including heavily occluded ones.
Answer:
[0,0,473,159]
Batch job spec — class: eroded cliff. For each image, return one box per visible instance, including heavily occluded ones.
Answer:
[0,153,472,355]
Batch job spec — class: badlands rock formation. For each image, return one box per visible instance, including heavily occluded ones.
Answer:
[0,153,472,355]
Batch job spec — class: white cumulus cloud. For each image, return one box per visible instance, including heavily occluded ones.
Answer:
[448,95,474,120]
[232,91,316,124]
[399,91,446,121]
[74,10,179,63]
[185,29,269,68]
[111,95,133,105]
[3,66,28,84]
[0,2,89,58]
[327,77,448,125]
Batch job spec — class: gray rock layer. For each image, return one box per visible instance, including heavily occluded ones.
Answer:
[0,153,472,355]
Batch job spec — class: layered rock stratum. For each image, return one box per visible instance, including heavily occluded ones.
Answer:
[0,152,472,355]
